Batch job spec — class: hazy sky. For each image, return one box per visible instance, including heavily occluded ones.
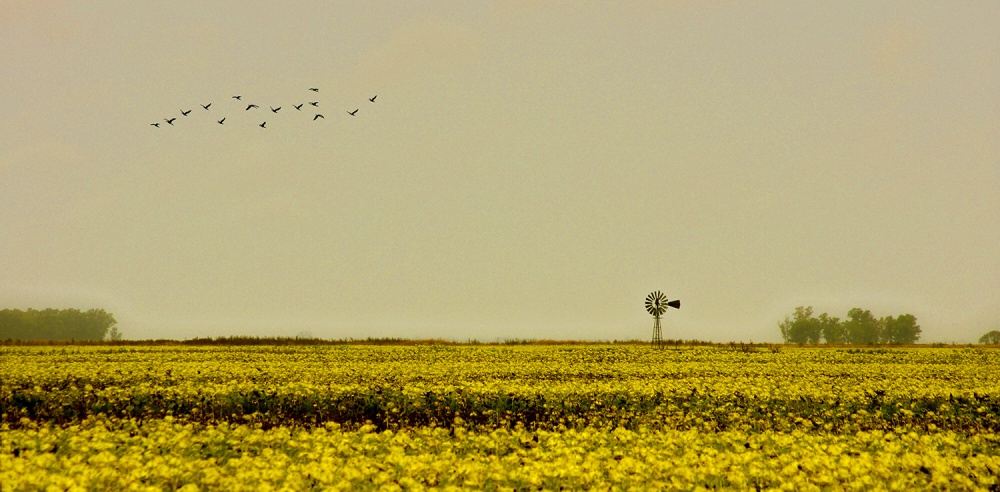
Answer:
[2,2,997,342]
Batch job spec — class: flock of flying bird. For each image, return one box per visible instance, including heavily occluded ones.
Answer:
[150,88,376,128]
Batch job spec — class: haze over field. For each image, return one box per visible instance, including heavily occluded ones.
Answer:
[1,2,997,342]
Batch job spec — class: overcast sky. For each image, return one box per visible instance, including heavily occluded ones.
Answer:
[2,1,997,342]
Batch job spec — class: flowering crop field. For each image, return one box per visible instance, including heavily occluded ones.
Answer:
[2,345,998,490]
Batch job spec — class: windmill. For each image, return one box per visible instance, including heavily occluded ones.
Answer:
[645,291,680,348]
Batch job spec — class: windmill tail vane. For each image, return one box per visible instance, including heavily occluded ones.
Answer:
[645,290,680,348]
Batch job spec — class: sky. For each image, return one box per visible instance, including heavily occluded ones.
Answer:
[1,1,997,343]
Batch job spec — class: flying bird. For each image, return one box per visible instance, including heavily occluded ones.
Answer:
[232,95,242,100]
[217,118,225,124]
[294,104,303,110]
[347,109,358,116]
[313,114,324,120]
[270,106,281,113]
[164,118,176,125]
[308,88,319,92]
[259,121,267,128]
[246,104,259,110]
[201,103,211,110]
[309,101,319,107]
[369,95,377,102]
[180,109,192,116]
[151,123,160,127]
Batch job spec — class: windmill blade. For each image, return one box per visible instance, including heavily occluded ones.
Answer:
[646,290,675,316]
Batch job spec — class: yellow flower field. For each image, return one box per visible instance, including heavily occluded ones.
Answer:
[2,345,998,490]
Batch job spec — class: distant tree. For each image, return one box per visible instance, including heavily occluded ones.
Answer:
[818,313,844,343]
[778,307,799,343]
[107,324,123,341]
[882,314,921,344]
[844,308,881,345]
[0,309,28,339]
[980,330,1000,344]
[0,308,116,341]
[80,309,117,340]
[778,314,792,343]
[778,306,822,344]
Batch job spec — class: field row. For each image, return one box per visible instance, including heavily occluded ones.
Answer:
[3,417,998,491]
[4,383,998,433]
[3,346,998,432]
[3,346,997,397]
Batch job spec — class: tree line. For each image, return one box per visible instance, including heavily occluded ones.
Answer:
[0,308,119,341]
[779,306,921,345]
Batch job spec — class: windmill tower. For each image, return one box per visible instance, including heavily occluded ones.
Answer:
[645,290,680,348]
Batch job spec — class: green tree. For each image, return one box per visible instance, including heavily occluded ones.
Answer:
[0,308,116,341]
[844,308,881,345]
[882,314,921,344]
[778,306,822,344]
[0,309,29,339]
[979,330,1000,344]
[818,313,844,343]
[107,324,123,341]
[82,309,117,340]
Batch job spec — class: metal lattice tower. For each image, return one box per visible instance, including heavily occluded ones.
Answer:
[652,313,663,348]
[645,291,680,349]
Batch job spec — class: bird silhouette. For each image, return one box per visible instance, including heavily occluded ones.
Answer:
[369,95,377,102]
[246,104,259,110]
[233,95,242,100]
[181,109,192,116]
[309,88,319,92]
[294,104,303,111]
[309,101,319,107]
[217,118,226,125]
[259,121,267,128]
[201,103,211,110]
[347,109,358,116]
[313,114,324,120]
[151,123,160,127]
[165,118,176,125]
[270,106,281,113]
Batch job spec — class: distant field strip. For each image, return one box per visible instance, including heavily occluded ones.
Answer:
[2,346,998,489]
[3,346,998,431]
